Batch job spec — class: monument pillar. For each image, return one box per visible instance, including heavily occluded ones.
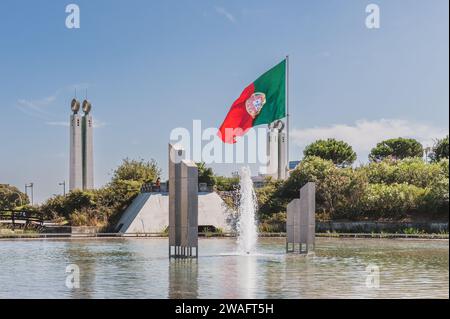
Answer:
[286,182,316,254]
[169,144,198,258]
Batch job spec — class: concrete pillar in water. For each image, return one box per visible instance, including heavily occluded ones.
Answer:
[168,144,198,258]
[286,182,315,254]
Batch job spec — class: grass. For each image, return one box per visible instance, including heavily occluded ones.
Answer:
[402,227,426,235]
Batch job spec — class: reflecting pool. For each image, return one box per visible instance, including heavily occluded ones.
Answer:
[0,238,448,298]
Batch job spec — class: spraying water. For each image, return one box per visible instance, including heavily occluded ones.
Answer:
[236,166,258,255]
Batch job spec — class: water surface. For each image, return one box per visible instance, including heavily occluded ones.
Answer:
[0,238,448,298]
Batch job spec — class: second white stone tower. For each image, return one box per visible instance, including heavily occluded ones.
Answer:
[82,100,94,190]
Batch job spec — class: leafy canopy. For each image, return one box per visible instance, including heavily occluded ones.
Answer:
[369,137,423,162]
[303,138,357,167]
[431,135,449,162]
[196,162,215,186]
[0,184,29,210]
[111,158,160,184]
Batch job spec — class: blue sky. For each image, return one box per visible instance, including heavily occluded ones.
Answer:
[0,0,448,203]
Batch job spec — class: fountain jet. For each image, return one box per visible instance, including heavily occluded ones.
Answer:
[236,166,258,255]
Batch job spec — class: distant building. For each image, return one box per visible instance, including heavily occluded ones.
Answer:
[289,161,300,170]
[251,175,267,189]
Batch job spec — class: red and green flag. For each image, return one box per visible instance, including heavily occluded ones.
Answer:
[218,59,286,143]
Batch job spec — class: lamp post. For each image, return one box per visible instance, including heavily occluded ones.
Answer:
[25,183,34,206]
[59,181,66,196]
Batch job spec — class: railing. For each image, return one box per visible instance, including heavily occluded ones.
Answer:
[0,209,49,230]
[140,182,214,193]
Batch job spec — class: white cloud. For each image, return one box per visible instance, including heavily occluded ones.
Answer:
[16,84,89,121]
[215,6,236,24]
[45,118,106,128]
[92,118,107,128]
[291,119,449,162]
[45,121,69,127]
[17,94,57,119]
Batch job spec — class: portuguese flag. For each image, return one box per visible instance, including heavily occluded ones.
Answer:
[218,59,286,143]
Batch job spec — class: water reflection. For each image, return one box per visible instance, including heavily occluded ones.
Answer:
[237,256,257,298]
[263,255,286,298]
[168,259,198,299]
[63,242,97,299]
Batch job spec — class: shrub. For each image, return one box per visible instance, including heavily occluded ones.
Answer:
[39,157,161,228]
[69,206,112,228]
[402,227,425,235]
[359,183,427,218]
[281,156,368,219]
[214,175,239,192]
[196,162,215,186]
[421,178,449,214]
[363,158,445,188]
[438,159,449,179]
[40,191,94,220]
[69,210,89,226]
[259,212,286,232]
[256,179,285,219]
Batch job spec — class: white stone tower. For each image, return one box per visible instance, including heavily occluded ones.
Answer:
[266,129,279,177]
[265,120,288,180]
[278,130,287,180]
[82,100,94,190]
[69,98,94,191]
[69,99,83,191]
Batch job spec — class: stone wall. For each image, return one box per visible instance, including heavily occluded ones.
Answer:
[316,221,448,233]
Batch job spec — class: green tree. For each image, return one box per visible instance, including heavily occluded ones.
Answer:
[0,184,29,210]
[40,190,95,219]
[196,162,215,186]
[430,135,449,162]
[303,138,357,167]
[111,158,161,185]
[369,138,423,162]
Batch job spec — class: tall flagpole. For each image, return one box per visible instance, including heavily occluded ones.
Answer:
[286,55,290,177]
